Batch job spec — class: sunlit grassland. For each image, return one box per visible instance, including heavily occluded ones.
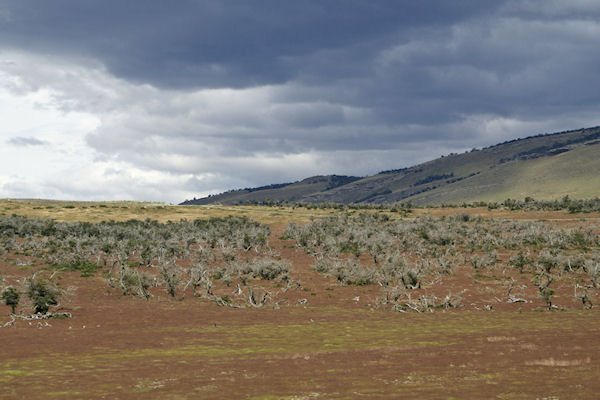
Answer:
[0,199,342,224]
[2,199,593,227]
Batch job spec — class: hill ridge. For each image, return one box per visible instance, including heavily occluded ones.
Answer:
[182,126,600,206]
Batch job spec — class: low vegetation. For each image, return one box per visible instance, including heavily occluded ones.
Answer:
[0,214,288,310]
[1,201,599,319]
[284,211,600,311]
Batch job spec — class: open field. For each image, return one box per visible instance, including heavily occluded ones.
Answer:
[1,199,600,399]
[0,199,339,224]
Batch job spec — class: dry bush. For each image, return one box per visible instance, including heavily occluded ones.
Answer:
[109,266,154,299]
[160,263,181,299]
[470,251,497,270]
[377,286,463,313]
[184,263,213,297]
[217,258,290,284]
[248,258,290,281]
[584,255,600,289]
[315,258,376,286]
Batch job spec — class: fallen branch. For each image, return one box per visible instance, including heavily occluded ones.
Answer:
[404,302,422,313]
[12,312,72,320]
[507,278,527,303]
[2,315,16,327]
[507,296,526,303]
[2,312,72,326]
[209,295,244,308]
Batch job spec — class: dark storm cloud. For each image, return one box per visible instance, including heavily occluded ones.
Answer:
[2,1,598,129]
[0,0,498,89]
[2,0,600,201]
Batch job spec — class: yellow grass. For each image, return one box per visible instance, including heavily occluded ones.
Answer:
[2,199,597,226]
[0,199,341,224]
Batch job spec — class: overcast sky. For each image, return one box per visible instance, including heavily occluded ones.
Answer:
[1,1,599,203]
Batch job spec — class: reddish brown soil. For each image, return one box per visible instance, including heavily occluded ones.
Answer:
[1,220,599,399]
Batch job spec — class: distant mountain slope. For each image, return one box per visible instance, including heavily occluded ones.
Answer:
[180,175,361,205]
[181,126,600,206]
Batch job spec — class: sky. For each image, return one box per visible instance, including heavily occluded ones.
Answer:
[1,1,599,203]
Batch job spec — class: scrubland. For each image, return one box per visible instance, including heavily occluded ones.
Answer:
[1,199,599,399]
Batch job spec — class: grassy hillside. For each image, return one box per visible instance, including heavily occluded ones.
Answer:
[181,175,360,205]
[184,126,600,205]
[411,142,600,204]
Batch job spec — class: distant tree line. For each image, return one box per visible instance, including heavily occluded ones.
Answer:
[413,173,454,187]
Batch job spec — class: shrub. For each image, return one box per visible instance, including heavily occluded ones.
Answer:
[222,258,290,282]
[316,258,376,286]
[115,266,153,299]
[160,264,181,299]
[509,251,532,274]
[584,257,600,288]
[470,253,496,270]
[250,258,289,281]
[534,271,555,310]
[536,250,559,274]
[401,268,422,290]
[1,286,19,314]
[184,264,213,296]
[539,288,555,310]
[27,275,61,314]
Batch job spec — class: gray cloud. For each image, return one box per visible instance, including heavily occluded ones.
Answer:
[0,1,499,89]
[7,136,46,146]
[0,1,599,201]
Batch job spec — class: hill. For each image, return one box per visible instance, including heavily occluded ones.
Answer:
[182,126,600,206]
[180,175,361,205]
